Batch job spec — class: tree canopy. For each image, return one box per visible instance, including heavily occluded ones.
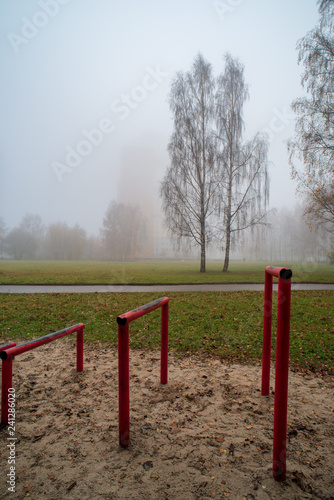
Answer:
[161,53,269,272]
[161,54,217,272]
[288,0,334,233]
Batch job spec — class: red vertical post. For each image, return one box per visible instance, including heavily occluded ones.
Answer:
[160,301,169,385]
[273,276,291,482]
[262,271,273,395]
[118,323,130,448]
[76,327,84,372]
[1,357,13,426]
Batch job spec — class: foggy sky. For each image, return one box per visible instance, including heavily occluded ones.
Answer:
[0,0,319,236]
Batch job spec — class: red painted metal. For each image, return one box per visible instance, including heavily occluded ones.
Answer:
[0,324,84,425]
[0,342,16,353]
[76,327,84,372]
[265,266,293,280]
[0,323,84,361]
[160,300,169,385]
[118,323,130,448]
[273,276,291,482]
[1,357,13,426]
[117,296,169,325]
[117,297,169,448]
[262,271,273,396]
[261,266,292,482]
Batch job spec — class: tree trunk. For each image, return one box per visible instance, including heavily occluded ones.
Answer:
[200,243,206,272]
[200,216,206,272]
[223,223,230,272]
[223,161,233,272]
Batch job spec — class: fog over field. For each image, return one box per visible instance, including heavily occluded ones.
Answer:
[0,1,319,237]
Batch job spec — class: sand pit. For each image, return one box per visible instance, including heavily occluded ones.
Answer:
[0,340,333,499]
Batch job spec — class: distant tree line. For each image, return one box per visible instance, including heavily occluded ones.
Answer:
[0,203,332,263]
[0,202,148,261]
[238,205,333,264]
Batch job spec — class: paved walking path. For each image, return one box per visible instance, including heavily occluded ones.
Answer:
[0,283,333,293]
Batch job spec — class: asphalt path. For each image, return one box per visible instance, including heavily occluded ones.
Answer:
[0,283,333,293]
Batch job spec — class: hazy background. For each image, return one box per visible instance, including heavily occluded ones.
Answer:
[0,0,318,237]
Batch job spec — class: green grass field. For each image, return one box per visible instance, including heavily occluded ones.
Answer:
[0,260,333,284]
[0,291,333,373]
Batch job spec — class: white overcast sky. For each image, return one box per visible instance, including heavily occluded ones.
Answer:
[0,0,319,235]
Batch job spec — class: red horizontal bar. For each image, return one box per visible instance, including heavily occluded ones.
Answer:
[0,342,16,353]
[265,266,292,280]
[0,324,84,361]
[117,297,169,325]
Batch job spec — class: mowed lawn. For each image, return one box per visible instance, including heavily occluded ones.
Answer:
[0,291,333,373]
[0,260,333,283]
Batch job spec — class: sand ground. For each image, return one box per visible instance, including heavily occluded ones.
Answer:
[0,341,333,499]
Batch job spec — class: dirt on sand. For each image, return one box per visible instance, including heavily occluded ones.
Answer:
[0,341,333,499]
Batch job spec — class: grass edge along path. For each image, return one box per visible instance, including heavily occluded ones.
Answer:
[0,291,333,375]
[0,260,333,284]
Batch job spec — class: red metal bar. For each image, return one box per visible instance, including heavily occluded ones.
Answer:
[261,266,292,482]
[0,323,85,360]
[76,327,84,372]
[262,271,273,396]
[0,342,16,353]
[117,297,169,448]
[117,297,169,325]
[265,266,293,280]
[0,324,85,426]
[1,357,13,426]
[273,276,291,482]
[118,323,130,448]
[160,301,169,385]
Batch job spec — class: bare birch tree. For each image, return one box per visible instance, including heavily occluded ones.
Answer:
[287,0,334,233]
[160,54,217,272]
[161,53,269,272]
[215,54,270,271]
